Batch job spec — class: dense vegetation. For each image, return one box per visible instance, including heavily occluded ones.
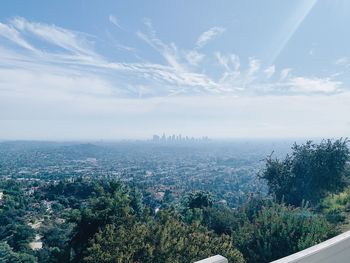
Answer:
[0,139,349,262]
[260,139,349,205]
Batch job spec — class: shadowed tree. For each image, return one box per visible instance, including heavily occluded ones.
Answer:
[260,139,350,206]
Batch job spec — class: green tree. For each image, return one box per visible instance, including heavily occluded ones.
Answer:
[0,242,36,263]
[233,199,336,263]
[0,242,21,263]
[183,191,213,210]
[84,223,153,263]
[70,181,134,262]
[181,191,214,224]
[260,139,349,205]
[203,204,242,235]
[152,211,244,263]
[317,186,350,223]
[84,210,245,263]
[7,225,35,252]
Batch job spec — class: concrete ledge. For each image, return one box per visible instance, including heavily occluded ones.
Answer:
[271,230,350,263]
[194,255,228,263]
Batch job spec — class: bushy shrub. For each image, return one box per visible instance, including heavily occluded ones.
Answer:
[233,199,337,263]
[260,139,350,206]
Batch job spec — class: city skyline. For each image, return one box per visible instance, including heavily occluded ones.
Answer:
[152,133,210,143]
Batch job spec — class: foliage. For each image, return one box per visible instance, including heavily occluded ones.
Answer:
[260,139,350,205]
[0,180,36,255]
[73,183,244,263]
[39,221,74,262]
[181,191,214,224]
[318,187,350,223]
[84,211,245,263]
[233,199,337,263]
[70,181,134,262]
[203,204,243,235]
[0,242,36,263]
[183,191,213,210]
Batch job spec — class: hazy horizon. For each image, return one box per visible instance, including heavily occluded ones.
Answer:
[0,136,329,143]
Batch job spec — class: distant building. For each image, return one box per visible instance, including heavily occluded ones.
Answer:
[161,133,166,142]
[152,134,160,142]
[151,133,210,143]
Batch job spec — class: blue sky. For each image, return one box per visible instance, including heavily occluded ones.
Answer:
[0,0,350,139]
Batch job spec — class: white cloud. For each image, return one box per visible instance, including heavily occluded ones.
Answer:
[0,17,219,98]
[216,52,240,72]
[289,77,341,93]
[136,19,219,92]
[335,57,348,65]
[137,30,183,72]
[10,17,98,58]
[0,15,345,118]
[280,68,292,80]
[264,65,275,79]
[247,57,260,76]
[1,10,349,142]
[0,22,37,51]
[196,27,226,48]
[185,50,204,66]
[0,17,348,139]
[109,15,123,29]
[335,57,350,67]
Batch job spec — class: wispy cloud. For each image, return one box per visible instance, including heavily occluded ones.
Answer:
[109,15,123,30]
[136,18,219,93]
[0,22,37,52]
[280,68,292,80]
[289,77,341,93]
[216,52,240,72]
[0,16,348,139]
[0,15,345,108]
[185,50,205,66]
[10,17,98,59]
[137,18,184,71]
[335,56,350,68]
[247,57,260,78]
[264,65,275,79]
[196,26,226,48]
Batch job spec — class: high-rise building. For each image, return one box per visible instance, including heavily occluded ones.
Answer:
[161,133,166,142]
[152,135,160,141]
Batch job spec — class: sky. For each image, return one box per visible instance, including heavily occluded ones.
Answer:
[0,0,350,140]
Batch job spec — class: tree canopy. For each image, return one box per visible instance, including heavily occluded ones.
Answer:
[260,139,350,205]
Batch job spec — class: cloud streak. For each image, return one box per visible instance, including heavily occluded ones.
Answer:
[196,26,226,48]
[10,17,99,59]
[109,15,123,30]
[0,16,348,139]
[0,16,345,105]
[0,21,37,51]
